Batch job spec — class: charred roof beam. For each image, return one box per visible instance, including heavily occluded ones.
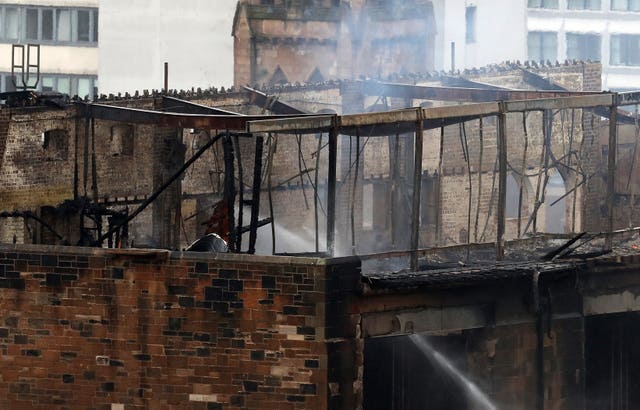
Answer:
[161,95,244,116]
[243,86,309,115]
[361,80,595,103]
[77,102,310,130]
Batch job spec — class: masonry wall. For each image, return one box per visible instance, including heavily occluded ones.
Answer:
[357,271,588,410]
[0,244,359,409]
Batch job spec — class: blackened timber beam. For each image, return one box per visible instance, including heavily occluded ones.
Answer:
[326,119,338,256]
[243,86,309,115]
[161,95,244,116]
[606,102,618,251]
[79,102,309,130]
[504,94,614,111]
[361,80,594,103]
[248,136,264,254]
[249,115,334,134]
[519,69,640,124]
[496,105,507,261]
[519,68,567,91]
[441,76,511,91]
[410,109,424,270]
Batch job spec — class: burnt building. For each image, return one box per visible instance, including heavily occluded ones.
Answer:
[232,0,436,86]
[0,57,638,409]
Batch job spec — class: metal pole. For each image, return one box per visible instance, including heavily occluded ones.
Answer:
[410,109,424,271]
[164,62,168,94]
[606,100,618,251]
[496,104,507,261]
[451,42,456,72]
[327,117,338,256]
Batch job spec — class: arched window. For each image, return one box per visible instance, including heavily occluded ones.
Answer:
[506,173,520,218]
[545,171,566,233]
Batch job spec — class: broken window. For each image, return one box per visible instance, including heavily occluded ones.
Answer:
[41,129,69,160]
[567,33,601,61]
[110,125,134,157]
[528,31,558,62]
[567,0,601,9]
[465,6,476,43]
[544,171,566,233]
[527,0,559,8]
[586,313,640,409]
[611,0,640,11]
[364,334,469,410]
[611,34,640,66]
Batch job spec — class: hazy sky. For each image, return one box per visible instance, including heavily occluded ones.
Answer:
[99,0,238,94]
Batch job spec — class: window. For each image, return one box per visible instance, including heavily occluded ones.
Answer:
[0,6,97,44]
[465,6,476,43]
[506,174,520,219]
[528,0,559,8]
[41,129,69,161]
[611,35,640,65]
[42,9,53,41]
[611,0,640,11]
[567,33,601,61]
[110,125,134,157]
[5,8,18,40]
[567,0,601,9]
[528,31,558,62]
[362,183,373,230]
[27,74,97,99]
[25,9,38,40]
[76,9,90,42]
[56,9,71,41]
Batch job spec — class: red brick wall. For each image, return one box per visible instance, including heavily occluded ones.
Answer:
[0,245,360,409]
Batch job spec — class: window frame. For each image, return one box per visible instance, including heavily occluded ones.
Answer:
[527,0,559,9]
[611,0,640,11]
[610,34,640,66]
[566,32,601,61]
[528,31,558,62]
[567,0,601,10]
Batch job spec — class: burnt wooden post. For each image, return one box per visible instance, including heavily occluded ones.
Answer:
[496,104,507,261]
[223,133,236,252]
[606,97,618,251]
[327,117,338,256]
[248,136,264,254]
[410,108,424,271]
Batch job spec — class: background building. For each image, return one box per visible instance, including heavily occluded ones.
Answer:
[0,0,98,98]
[232,0,437,86]
[435,0,640,90]
[98,0,236,94]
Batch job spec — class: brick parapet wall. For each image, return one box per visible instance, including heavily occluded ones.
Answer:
[0,244,360,409]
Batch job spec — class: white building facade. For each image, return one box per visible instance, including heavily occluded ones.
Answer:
[0,0,98,98]
[98,0,235,95]
[433,0,640,91]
